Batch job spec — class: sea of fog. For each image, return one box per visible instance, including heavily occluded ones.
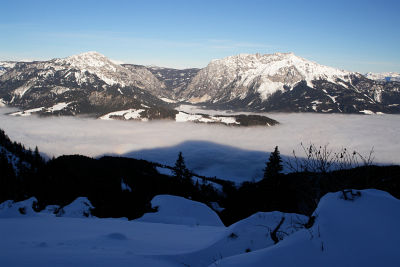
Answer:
[1,107,399,183]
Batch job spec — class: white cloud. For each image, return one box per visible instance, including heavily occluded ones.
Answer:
[0,107,399,183]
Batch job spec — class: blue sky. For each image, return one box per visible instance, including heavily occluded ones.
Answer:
[1,0,399,72]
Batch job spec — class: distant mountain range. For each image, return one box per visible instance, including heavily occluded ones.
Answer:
[0,51,399,119]
[364,72,400,82]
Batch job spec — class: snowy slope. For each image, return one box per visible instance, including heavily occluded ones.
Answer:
[164,211,308,267]
[214,189,400,267]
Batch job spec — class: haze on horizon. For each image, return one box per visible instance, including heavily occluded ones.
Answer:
[1,0,400,73]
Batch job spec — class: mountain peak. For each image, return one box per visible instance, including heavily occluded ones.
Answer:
[185,52,356,104]
[208,52,351,81]
[61,51,112,68]
[70,51,106,58]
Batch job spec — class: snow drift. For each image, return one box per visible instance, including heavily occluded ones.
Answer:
[213,189,400,267]
[137,195,224,227]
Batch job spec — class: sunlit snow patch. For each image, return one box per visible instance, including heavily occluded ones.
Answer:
[99,109,146,121]
[175,111,239,125]
[10,107,45,116]
[9,102,73,116]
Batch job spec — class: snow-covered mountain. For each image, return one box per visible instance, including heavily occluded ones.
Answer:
[0,52,175,120]
[1,52,399,115]
[182,53,400,113]
[365,72,400,82]
[54,51,165,90]
[184,53,352,102]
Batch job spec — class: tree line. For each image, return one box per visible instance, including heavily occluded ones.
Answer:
[1,127,399,225]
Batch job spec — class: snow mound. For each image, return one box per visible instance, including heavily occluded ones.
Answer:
[137,195,224,227]
[0,197,39,218]
[213,189,400,267]
[106,232,129,240]
[56,197,94,218]
[0,197,94,218]
[167,211,307,267]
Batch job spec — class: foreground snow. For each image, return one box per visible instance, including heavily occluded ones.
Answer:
[1,190,399,266]
[0,194,306,266]
[214,189,400,267]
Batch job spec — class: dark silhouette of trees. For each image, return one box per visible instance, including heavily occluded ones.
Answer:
[264,146,283,180]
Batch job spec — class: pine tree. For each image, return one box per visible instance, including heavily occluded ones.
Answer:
[33,146,44,167]
[263,146,283,180]
[173,152,185,179]
[173,152,192,182]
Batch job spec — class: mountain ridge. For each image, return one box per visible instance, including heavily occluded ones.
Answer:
[1,51,399,115]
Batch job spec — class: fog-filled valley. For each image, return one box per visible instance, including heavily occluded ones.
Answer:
[1,107,399,182]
